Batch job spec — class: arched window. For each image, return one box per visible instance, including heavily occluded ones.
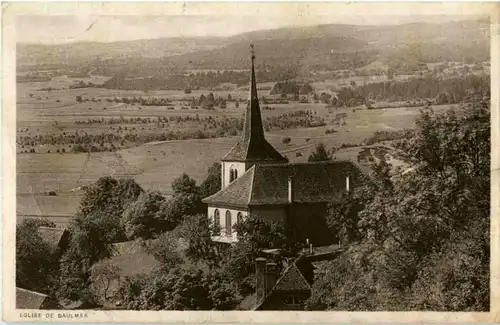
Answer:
[213,209,220,236]
[225,210,232,236]
[229,165,238,182]
[237,212,243,224]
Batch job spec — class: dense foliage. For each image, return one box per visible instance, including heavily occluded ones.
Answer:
[335,75,489,107]
[308,100,490,311]
[16,219,59,295]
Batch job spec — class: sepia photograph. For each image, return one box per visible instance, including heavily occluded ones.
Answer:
[2,1,499,323]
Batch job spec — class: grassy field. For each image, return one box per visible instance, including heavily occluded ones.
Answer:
[16,76,458,223]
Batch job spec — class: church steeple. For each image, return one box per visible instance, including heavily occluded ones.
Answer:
[243,44,265,143]
[222,45,287,164]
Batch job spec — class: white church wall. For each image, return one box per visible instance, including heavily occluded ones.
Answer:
[222,161,247,188]
[208,205,248,243]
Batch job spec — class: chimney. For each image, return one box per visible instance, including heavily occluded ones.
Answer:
[346,175,350,192]
[255,257,266,303]
[265,262,279,296]
[288,177,293,203]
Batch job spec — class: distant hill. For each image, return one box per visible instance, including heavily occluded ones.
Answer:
[17,19,489,77]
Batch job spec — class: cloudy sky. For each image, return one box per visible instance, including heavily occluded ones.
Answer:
[13,2,489,44]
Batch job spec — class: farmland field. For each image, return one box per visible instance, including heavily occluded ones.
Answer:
[16,76,459,225]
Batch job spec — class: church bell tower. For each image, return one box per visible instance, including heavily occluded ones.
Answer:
[221,45,287,188]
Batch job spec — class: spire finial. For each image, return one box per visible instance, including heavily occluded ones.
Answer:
[250,43,256,61]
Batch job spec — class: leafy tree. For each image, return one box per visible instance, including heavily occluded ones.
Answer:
[57,212,116,303]
[199,163,221,198]
[119,272,170,310]
[78,177,143,242]
[309,100,490,311]
[145,232,183,270]
[282,136,291,146]
[326,184,374,246]
[308,143,332,162]
[119,266,214,310]
[156,194,204,231]
[163,267,213,310]
[207,273,240,310]
[175,214,222,267]
[89,259,121,302]
[171,173,199,196]
[219,215,299,295]
[121,191,166,240]
[16,219,59,294]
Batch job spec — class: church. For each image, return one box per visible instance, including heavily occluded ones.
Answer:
[202,48,367,246]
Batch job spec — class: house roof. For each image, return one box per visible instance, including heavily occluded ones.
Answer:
[203,160,365,207]
[272,263,312,292]
[37,226,69,250]
[253,255,315,310]
[16,288,49,309]
[222,50,286,163]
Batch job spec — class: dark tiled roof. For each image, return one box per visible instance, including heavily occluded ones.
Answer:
[222,137,287,163]
[222,53,286,163]
[16,288,48,309]
[202,166,255,207]
[203,160,365,207]
[37,226,70,250]
[273,263,312,292]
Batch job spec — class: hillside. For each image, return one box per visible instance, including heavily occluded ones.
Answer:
[17,19,489,77]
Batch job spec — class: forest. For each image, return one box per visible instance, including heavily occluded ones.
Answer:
[335,74,490,107]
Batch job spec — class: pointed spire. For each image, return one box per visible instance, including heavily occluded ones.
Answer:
[221,44,286,163]
[243,44,264,141]
[249,44,258,102]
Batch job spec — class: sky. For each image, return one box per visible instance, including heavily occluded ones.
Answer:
[13,2,490,44]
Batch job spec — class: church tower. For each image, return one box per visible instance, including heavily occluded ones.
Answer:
[221,45,287,188]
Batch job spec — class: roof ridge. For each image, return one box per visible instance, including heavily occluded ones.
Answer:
[38,226,63,230]
[16,287,48,297]
[247,165,256,205]
[270,262,312,293]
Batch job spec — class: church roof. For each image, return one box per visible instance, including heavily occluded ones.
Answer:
[222,47,286,163]
[203,160,365,207]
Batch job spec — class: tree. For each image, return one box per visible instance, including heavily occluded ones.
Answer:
[309,100,490,311]
[76,95,83,103]
[163,267,213,310]
[326,184,374,246]
[16,219,59,294]
[156,194,204,232]
[219,215,299,296]
[282,136,291,146]
[199,163,221,198]
[121,191,166,240]
[78,177,144,242]
[57,211,116,303]
[119,266,213,310]
[175,214,222,267]
[308,143,332,162]
[90,260,121,301]
[146,232,183,270]
[171,173,199,196]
